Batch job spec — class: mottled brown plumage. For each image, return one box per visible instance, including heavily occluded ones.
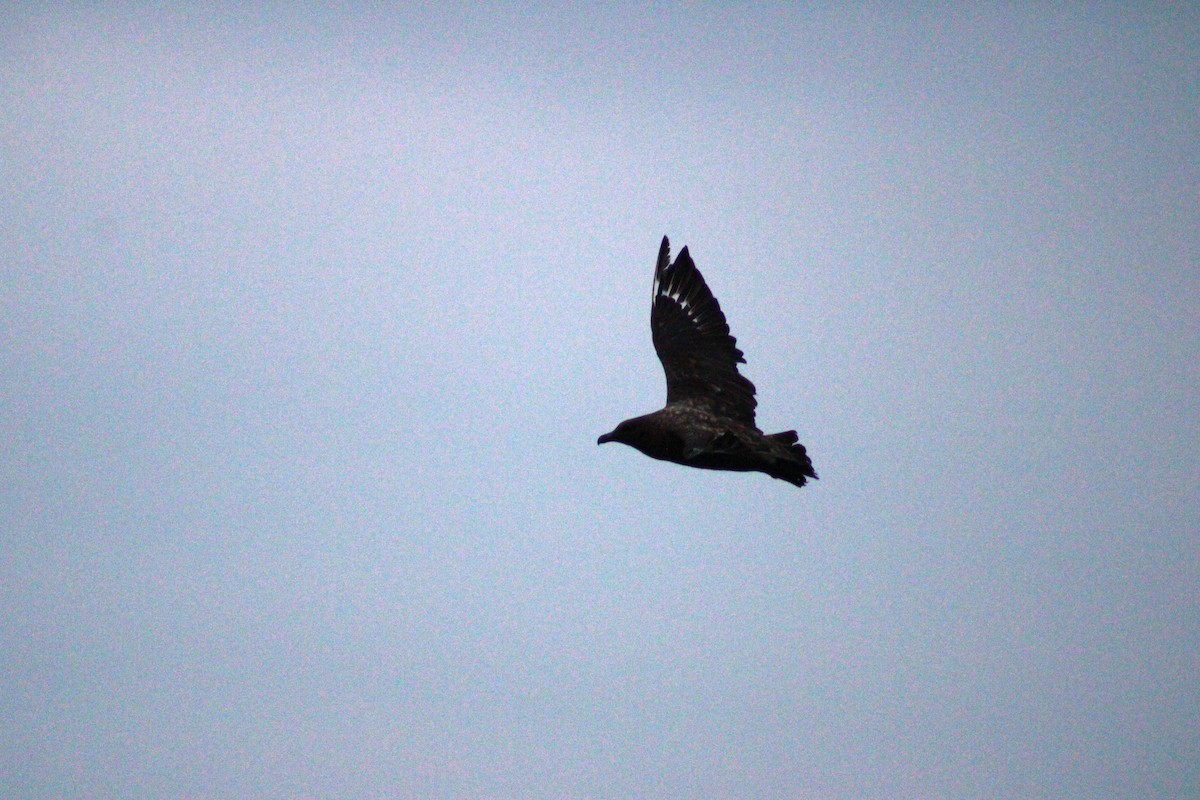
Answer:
[598,236,817,489]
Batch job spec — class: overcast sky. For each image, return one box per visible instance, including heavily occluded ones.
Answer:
[2,5,1197,799]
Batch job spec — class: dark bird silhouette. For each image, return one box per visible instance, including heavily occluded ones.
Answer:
[598,236,817,489]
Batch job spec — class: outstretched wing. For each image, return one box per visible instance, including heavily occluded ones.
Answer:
[651,236,758,427]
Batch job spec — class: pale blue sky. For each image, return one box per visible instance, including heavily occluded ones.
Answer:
[2,5,1198,799]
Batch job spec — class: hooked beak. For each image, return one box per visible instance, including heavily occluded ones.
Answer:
[597,431,614,445]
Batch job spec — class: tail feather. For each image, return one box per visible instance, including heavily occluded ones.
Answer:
[768,430,799,445]
[766,430,817,488]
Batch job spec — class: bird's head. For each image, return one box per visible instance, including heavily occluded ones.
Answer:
[597,420,633,446]
[599,414,657,447]
[597,413,683,462]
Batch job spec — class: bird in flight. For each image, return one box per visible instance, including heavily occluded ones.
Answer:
[598,236,817,489]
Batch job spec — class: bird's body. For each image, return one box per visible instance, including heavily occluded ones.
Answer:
[598,236,816,489]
